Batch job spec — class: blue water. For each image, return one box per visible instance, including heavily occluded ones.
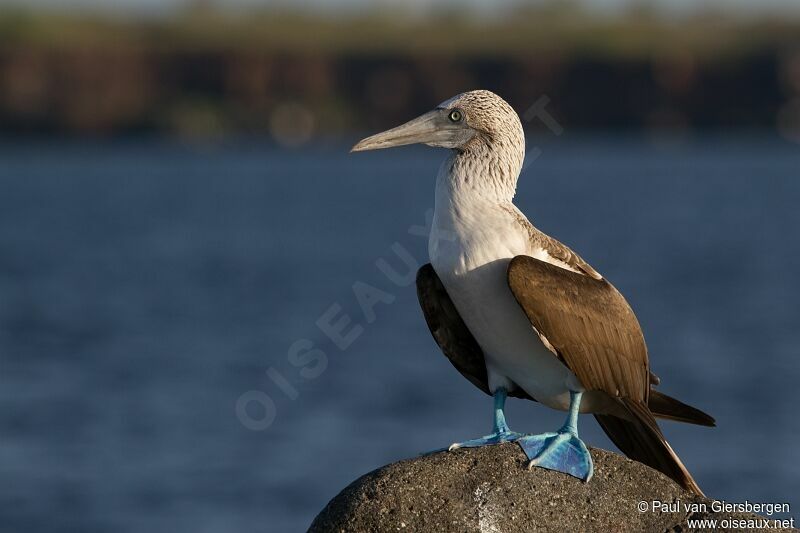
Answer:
[0,137,798,532]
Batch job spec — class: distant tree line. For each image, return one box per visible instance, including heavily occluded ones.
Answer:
[0,9,798,141]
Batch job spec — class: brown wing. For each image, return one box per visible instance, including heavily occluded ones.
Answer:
[500,203,602,280]
[538,234,603,280]
[417,262,713,427]
[416,264,532,400]
[507,255,710,495]
[596,400,705,496]
[507,255,649,402]
[648,390,715,426]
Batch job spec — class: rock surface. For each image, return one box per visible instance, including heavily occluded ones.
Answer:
[309,444,795,533]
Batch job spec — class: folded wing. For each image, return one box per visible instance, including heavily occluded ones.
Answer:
[507,254,707,495]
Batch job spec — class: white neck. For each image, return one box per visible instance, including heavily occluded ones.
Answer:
[434,134,525,211]
[430,138,527,270]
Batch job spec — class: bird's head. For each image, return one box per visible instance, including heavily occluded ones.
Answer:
[351,90,523,154]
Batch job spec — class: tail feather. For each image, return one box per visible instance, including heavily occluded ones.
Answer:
[648,390,716,427]
[595,398,705,496]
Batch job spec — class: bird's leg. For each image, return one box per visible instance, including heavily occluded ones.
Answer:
[516,390,594,482]
[448,388,524,450]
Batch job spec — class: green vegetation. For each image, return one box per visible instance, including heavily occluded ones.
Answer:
[0,4,797,138]
[0,4,797,59]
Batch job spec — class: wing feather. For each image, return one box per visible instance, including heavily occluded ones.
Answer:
[418,259,711,494]
[416,264,532,400]
[596,398,705,495]
[506,254,649,402]
[506,254,709,494]
[501,203,603,280]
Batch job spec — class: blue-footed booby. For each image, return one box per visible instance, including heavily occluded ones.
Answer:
[352,90,714,495]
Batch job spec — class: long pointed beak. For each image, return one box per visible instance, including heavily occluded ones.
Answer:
[351,110,448,152]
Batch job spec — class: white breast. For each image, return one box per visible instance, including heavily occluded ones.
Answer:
[429,188,580,411]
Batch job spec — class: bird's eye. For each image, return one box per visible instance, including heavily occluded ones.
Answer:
[448,110,462,122]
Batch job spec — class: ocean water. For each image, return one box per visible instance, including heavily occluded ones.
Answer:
[0,137,798,532]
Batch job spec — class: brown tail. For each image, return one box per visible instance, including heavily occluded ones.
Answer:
[648,390,716,427]
[595,398,705,496]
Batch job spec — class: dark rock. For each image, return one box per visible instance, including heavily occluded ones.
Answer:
[309,444,796,533]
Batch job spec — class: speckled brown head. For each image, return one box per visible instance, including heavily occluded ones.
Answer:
[351,90,524,156]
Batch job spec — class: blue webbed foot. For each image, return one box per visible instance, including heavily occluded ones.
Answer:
[516,390,594,481]
[517,430,593,482]
[438,387,593,484]
[515,390,594,481]
[448,430,523,451]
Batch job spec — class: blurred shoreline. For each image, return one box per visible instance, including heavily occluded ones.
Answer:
[1,5,799,142]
